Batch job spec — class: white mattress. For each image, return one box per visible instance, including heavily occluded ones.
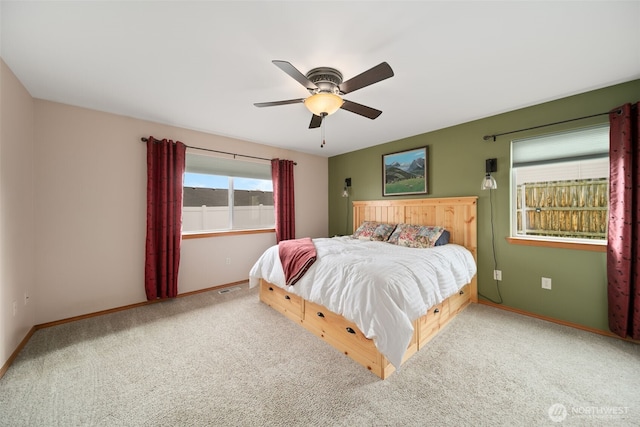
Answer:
[249,236,477,369]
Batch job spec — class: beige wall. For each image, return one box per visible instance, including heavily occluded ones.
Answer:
[32,100,328,324]
[1,59,36,367]
[1,55,327,368]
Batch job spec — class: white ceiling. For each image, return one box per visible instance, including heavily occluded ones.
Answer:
[2,1,639,157]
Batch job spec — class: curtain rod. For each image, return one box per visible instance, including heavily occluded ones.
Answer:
[482,110,616,142]
[140,137,296,165]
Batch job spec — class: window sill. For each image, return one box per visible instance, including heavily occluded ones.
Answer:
[506,237,606,252]
[182,228,275,240]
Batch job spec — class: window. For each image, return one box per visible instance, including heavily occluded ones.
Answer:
[182,152,274,233]
[510,125,609,244]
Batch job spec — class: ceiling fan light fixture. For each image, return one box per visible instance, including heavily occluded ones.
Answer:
[304,92,344,116]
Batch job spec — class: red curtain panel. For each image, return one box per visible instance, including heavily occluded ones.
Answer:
[145,137,186,300]
[271,159,295,242]
[607,102,640,339]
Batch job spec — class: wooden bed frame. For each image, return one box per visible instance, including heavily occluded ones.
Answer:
[259,196,478,379]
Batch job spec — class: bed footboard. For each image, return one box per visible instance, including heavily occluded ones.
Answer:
[259,278,474,379]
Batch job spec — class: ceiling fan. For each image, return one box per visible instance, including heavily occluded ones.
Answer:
[254,60,394,130]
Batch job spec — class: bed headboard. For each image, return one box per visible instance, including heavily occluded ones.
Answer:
[352,197,478,301]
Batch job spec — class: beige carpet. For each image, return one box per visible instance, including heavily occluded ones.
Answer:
[0,284,638,426]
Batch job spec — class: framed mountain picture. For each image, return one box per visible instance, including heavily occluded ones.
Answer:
[382,146,428,196]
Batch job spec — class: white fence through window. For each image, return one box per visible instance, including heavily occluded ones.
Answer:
[183,205,275,232]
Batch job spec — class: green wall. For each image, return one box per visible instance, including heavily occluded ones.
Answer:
[328,79,640,332]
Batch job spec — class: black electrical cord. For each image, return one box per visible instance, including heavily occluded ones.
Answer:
[479,187,504,304]
[345,193,350,236]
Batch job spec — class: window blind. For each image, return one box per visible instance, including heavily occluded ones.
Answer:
[512,124,609,168]
[186,152,271,180]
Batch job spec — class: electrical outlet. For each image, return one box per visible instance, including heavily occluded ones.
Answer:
[493,270,502,281]
[24,292,29,306]
[542,277,552,290]
[225,257,231,265]
[13,301,17,316]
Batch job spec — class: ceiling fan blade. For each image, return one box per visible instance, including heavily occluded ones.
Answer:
[254,98,305,108]
[309,114,323,129]
[341,99,382,120]
[272,60,318,91]
[339,62,394,94]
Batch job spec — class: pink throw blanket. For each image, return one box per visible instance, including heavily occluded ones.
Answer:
[278,237,317,286]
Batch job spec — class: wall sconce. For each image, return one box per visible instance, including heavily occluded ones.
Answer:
[481,158,497,190]
[342,177,352,197]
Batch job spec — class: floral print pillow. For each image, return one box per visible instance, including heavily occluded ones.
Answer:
[352,222,397,241]
[387,224,446,248]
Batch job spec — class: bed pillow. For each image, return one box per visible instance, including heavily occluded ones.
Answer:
[351,221,397,241]
[435,229,450,246]
[387,224,448,248]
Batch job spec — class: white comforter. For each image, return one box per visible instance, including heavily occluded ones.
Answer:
[249,236,477,369]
